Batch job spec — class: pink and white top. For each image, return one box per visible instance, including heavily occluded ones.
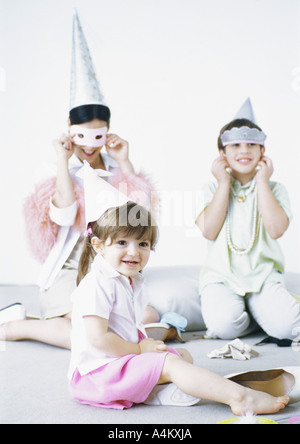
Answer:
[68,254,149,379]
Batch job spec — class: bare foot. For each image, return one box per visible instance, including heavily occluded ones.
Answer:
[230,387,289,416]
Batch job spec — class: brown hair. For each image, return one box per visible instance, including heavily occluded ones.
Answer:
[217,118,264,151]
[77,201,158,285]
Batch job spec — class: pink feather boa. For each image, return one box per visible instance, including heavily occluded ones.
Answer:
[23,177,85,263]
[23,171,159,263]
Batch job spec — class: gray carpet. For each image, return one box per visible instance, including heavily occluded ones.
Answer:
[0,285,300,425]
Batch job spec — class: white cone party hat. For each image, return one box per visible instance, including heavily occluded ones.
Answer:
[76,162,129,226]
[234,97,257,124]
[70,9,108,111]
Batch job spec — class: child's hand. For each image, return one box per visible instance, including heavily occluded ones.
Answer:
[106,134,130,164]
[255,156,274,184]
[212,154,231,185]
[53,134,75,162]
[139,338,168,354]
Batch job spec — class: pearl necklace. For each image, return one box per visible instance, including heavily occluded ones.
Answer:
[226,183,260,256]
[231,178,256,203]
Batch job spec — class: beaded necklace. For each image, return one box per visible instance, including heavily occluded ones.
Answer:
[230,178,256,203]
[226,180,261,256]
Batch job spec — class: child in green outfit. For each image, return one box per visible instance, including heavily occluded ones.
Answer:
[195,99,300,340]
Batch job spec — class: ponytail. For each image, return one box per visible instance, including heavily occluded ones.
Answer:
[76,235,96,286]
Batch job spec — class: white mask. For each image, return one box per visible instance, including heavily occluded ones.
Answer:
[70,126,108,147]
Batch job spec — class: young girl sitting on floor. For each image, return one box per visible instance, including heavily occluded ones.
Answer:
[195,99,300,341]
[68,201,289,415]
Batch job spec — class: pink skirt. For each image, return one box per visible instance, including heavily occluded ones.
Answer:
[69,345,180,410]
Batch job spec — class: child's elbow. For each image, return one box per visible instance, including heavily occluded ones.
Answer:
[202,229,218,241]
[195,218,218,241]
[268,232,281,240]
[268,229,286,240]
[198,224,218,241]
[267,222,289,240]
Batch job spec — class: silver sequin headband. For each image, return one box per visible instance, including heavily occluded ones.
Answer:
[221,126,267,146]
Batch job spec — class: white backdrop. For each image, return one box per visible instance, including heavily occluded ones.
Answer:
[1,0,300,284]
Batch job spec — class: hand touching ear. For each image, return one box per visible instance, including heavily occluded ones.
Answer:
[255,156,274,184]
[212,153,231,185]
[106,134,129,163]
[105,134,134,174]
[53,134,75,161]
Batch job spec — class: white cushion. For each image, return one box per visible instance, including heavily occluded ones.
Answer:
[144,266,205,331]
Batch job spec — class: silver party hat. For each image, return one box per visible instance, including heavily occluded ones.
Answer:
[234,97,257,124]
[70,9,107,111]
[221,97,266,146]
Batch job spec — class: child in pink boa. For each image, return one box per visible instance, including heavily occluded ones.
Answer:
[0,104,159,349]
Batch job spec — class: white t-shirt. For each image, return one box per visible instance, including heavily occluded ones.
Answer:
[68,254,149,379]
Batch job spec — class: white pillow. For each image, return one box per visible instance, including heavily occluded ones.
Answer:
[144,266,205,331]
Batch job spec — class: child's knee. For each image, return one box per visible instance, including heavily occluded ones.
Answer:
[141,305,160,324]
[264,305,300,340]
[158,353,182,385]
[249,286,300,340]
[206,310,250,340]
[176,348,193,364]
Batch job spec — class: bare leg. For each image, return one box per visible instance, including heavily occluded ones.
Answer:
[158,353,289,416]
[0,313,71,349]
